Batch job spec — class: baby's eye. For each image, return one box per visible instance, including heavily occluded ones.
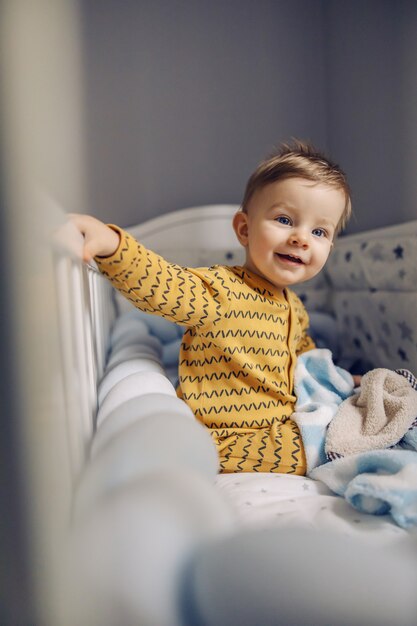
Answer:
[312,227,327,238]
[276,216,292,225]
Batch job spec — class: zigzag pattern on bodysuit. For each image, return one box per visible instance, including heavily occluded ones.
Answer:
[96,226,314,474]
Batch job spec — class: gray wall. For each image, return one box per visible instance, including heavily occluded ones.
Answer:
[82,0,328,226]
[82,0,417,233]
[324,0,417,233]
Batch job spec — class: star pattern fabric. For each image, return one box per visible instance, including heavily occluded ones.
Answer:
[293,228,417,375]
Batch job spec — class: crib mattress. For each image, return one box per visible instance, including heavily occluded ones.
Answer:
[215,473,417,548]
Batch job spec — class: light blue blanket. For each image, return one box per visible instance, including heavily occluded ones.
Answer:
[293,349,417,528]
[310,449,417,529]
[292,349,355,473]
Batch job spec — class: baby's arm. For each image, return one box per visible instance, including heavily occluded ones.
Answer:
[68,213,121,263]
[70,213,223,328]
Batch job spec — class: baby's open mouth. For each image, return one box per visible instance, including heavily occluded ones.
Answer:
[276,253,304,264]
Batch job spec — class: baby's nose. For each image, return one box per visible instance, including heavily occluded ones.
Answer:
[289,230,309,247]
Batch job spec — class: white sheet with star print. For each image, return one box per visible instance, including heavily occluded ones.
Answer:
[215,473,417,548]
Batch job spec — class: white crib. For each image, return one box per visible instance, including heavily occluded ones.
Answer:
[54,207,417,626]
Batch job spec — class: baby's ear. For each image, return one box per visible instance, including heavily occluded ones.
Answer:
[232,211,249,246]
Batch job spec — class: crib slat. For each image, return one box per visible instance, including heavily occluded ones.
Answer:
[53,252,115,479]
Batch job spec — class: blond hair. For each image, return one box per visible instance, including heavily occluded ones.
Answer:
[242,140,352,233]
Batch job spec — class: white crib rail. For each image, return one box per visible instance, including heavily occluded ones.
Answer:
[53,229,115,479]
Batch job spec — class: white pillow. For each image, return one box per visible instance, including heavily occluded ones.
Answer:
[91,393,194,456]
[76,415,220,515]
[106,345,162,369]
[110,332,162,355]
[110,317,150,346]
[96,371,176,427]
[70,469,234,625]
[98,359,165,407]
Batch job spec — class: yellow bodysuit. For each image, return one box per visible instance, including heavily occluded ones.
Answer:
[96,226,315,474]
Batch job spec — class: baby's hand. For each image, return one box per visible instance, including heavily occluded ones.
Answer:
[68,214,120,263]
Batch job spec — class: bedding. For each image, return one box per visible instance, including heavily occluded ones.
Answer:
[291,347,355,472]
[311,449,417,529]
[214,472,416,547]
[325,368,417,457]
[182,525,417,626]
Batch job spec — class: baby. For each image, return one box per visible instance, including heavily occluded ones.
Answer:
[71,141,351,475]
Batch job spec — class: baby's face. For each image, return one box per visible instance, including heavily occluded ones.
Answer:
[233,177,346,291]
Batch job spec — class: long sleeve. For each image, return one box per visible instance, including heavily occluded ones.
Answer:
[95,226,226,328]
